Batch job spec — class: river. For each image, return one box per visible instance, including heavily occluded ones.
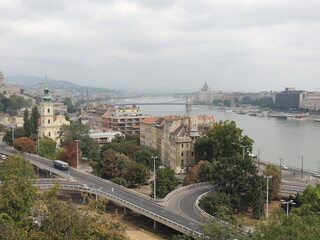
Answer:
[116,97,320,172]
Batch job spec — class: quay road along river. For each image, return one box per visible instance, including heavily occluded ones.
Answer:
[0,142,213,237]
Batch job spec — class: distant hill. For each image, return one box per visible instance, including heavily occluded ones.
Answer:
[5,75,116,93]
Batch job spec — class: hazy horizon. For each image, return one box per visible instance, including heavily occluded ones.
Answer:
[1,1,320,92]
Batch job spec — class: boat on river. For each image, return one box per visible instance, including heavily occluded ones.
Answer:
[287,114,308,121]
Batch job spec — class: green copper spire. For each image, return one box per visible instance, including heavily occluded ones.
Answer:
[42,74,52,103]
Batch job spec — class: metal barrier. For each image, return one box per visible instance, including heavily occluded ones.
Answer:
[34,183,204,237]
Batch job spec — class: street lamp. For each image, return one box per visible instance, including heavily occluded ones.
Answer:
[279,158,283,168]
[300,156,304,178]
[11,123,15,147]
[75,140,80,169]
[151,156,158,200]
[263,175,272,220]
[281,199,296,215]
[241,145,247,159]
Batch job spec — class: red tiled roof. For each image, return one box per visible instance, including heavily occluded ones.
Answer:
[140,117,158,125]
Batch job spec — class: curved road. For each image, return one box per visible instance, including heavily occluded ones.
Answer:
[0,142,212,236]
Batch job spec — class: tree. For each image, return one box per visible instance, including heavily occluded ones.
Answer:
[63,97,78,113]
[194,120,254,163]
[123,161,149,187]
[300,184,320,212]
[200,156,260,214]
[199,192,235,222]
[37,138,56,159]
[59,122,100,162]
[58,141,78,168]
[30,106,40,134]
[151,167,178,199]
[251,205,320,240]
[3,127,27,145]
[23,108,32,137]
[132,147,160,170]
[183,160,205,185]
[13,137,36,153]
[263,164,281,200]
[0,155,37,222]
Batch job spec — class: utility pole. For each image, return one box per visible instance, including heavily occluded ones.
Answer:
[300,156,304,178]
[264,175,272,221]
[75,140,80,169]
[151,156,158,200]
[241,146,247,159]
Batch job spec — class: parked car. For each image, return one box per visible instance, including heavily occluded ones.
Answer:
[280,164,288,170]
[313,173,320,178]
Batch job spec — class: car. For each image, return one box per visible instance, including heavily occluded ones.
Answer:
[313,173,320,178]
[280,164,288,170]
[1,155,6,160]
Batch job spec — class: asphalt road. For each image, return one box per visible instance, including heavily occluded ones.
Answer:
[0,142,210,234]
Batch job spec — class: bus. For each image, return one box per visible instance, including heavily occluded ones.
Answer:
[53,160,69,170]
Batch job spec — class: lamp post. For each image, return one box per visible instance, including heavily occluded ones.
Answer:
[75,140,80,169]
[263,175,272,220]
[281,199,296,215]
[300,156,304,178]
[11,123,15,147]
[279,158,283,168]
[151,156,158,200]
[241,145,247,159]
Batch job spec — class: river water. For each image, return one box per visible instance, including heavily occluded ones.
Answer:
[117,97,320,172]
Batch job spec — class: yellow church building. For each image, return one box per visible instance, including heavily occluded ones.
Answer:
[38,80,70,145]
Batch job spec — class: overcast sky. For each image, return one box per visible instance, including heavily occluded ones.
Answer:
[1,0,320,92]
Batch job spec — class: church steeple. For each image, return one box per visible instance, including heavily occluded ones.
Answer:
[42,75,52,103]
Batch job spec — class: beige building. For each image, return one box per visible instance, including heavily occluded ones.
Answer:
[140,115,214,173]
[38,82,70,145]
[302,92,320,111]
[0,71,21,95]
[103,105,148,134]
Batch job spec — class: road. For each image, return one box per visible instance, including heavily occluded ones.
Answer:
[0,142,210,236]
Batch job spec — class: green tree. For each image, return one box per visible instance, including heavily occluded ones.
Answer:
[151,167,178,199]
[0,155,37,222]
[3,127,27,145]
[63,97,78,113]
[201,156,260,213]
[251,205,320,240]
[30,106,40,134]
[300,184,320,212]
[123,161,149,187]
[38,138,56,159]
[194,120,253,163]
[59,122,100,162]
[23,108,32,137]
[132,147,160,170]
[263,164,281,200]
[199,192,235,222]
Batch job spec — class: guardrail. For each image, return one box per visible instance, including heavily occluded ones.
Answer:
[34,183,204,237]
[194,191,247,234]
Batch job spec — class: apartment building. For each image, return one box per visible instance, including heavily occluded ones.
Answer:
[140,115,214,173]
[102,105,148,134]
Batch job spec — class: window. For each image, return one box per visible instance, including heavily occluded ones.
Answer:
[182,144,184,148]
[191,151,194,156]
[48,108,50,113]
[48,132,51,137]
[181,160,184,167]
[186,144,189,148]
[48,119,50,124]
[181,152,184,156]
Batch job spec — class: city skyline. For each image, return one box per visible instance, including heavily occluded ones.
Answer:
[1,0,320,92]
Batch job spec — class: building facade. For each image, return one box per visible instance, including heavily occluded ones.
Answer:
[140,115,214,173]
[301,92,320,111]
[275,88,305,109]
[38,81,70,145]
[102,105,148,134]
[0,71,21,95]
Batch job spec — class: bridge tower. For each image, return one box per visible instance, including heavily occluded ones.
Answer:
[185,97,192,116]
